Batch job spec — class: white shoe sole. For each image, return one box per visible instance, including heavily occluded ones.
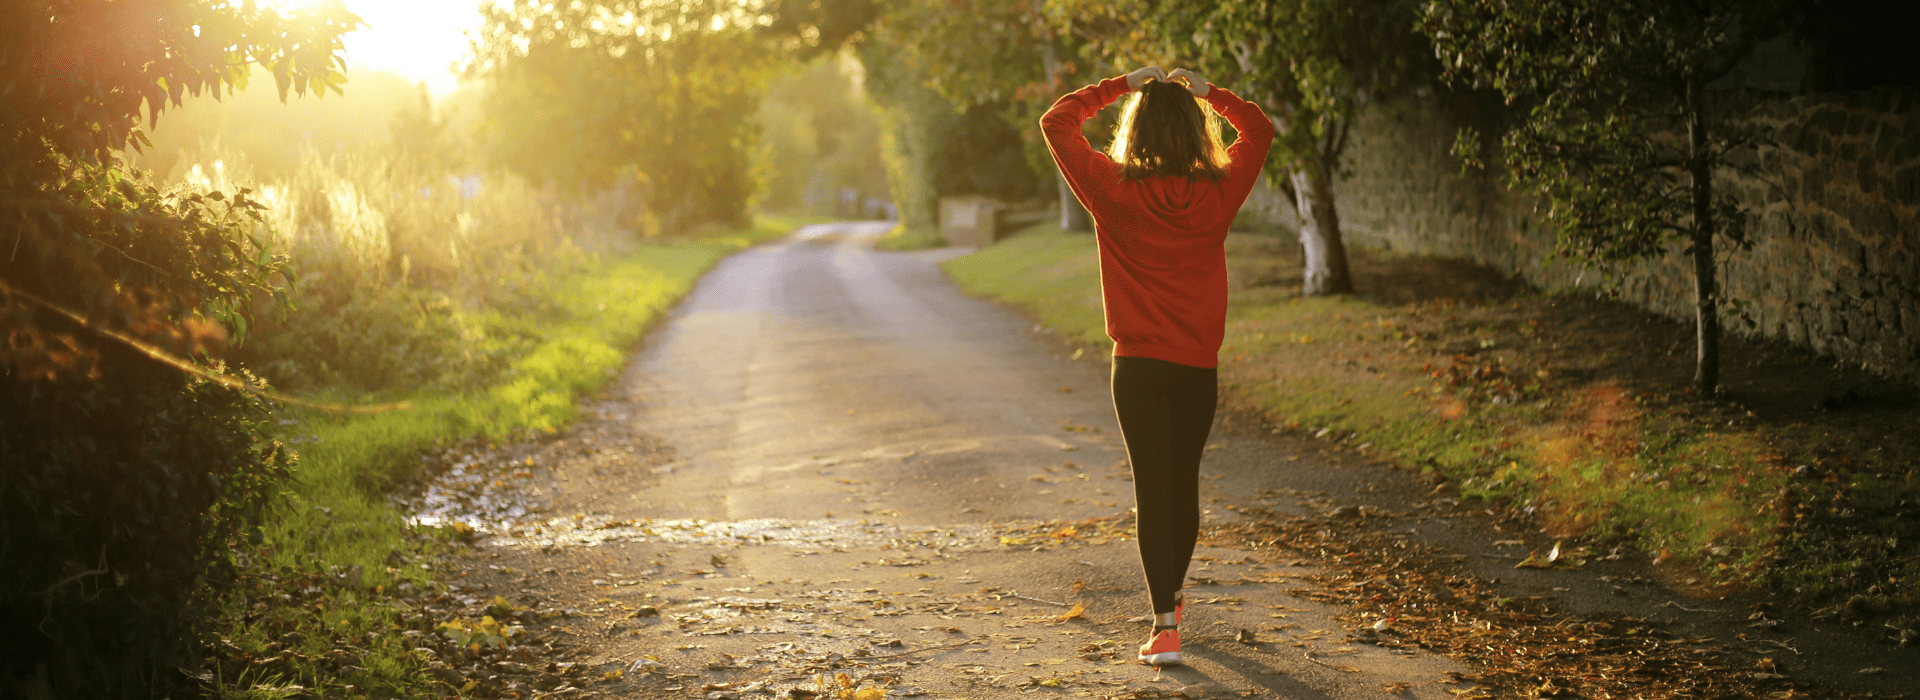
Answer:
[1138,651,1182,665]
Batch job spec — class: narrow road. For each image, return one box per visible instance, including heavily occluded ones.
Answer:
[453,222,1473,699]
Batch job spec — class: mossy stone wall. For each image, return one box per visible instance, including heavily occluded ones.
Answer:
[1314,87,1919,383]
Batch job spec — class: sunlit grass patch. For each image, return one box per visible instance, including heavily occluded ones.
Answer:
[874,222,948,251]
[941,223,1105,346]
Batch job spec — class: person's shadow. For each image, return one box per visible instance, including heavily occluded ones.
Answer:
[1149,636,1342,699]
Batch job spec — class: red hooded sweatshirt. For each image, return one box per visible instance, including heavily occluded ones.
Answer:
[1041,77,1275,368]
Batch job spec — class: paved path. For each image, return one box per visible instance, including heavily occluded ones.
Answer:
[454,221,1474,699]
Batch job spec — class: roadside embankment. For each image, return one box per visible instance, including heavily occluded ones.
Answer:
[943,224,1919,640]
[200,217,812,698]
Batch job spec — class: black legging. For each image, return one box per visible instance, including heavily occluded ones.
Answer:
[1110,355,1217,615]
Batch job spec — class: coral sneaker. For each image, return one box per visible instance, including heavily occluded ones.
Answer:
[1137,627,1182,666]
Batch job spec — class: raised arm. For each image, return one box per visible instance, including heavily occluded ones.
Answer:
[1202,85,1277,207]
[1040,73,1139,213]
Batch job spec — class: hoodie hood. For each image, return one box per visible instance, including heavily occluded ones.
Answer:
[1125,175,1227,233]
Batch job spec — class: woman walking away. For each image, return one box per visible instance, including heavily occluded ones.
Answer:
[1041,66,1274,666]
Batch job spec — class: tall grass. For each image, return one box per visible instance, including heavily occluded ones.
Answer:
[163,141,800,696]
[176,145,616,397]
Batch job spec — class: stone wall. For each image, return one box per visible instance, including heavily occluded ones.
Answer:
[1318,87,1920,383]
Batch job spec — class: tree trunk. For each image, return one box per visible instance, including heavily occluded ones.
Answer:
[1686,79,1720,394]
[1290,168,1353,295]
[1035,24,1092,233]
[1059,172,1092,231]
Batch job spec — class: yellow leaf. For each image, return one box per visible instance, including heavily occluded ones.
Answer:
[1054,602,1087,622]
[1040,678,1064,687]
[855,688,887,700]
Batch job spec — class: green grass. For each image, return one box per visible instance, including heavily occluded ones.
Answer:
[211,216,797,698]
[873,222,949,251]
[940,225,1796,591]
[942,223,1104,343]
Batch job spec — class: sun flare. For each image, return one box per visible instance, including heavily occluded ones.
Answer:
[268,0,487,97]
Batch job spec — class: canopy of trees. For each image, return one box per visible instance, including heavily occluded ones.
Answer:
[467,0,773,232]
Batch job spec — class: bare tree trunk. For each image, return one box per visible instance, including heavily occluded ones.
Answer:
[1059,173,1091,231]
[1686,79,1720,394]
[1290,168,1353,295]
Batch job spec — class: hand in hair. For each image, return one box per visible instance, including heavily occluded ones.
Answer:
[1125,66,1168,91]
[1168,68,1210,98]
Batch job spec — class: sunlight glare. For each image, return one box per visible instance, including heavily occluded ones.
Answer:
[266,0,488,98]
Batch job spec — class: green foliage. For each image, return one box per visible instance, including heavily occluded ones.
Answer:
[880,0,1056,106]
[257,220,793,583]
[1,0,358,160]
[132,66,443,181]
[857,36,1046,228]
[172,144,579,397]
[874,223,949,251]
[1420,0,1794,390]
[468,0,776,232]
[880,0,1073,213]
[756,55,891,216]
[1422,0,1775,265]
[1050,0,1430,294]
[2,366,296,699]
[1,3,355,694]
[1052,0,1427,181]
[941,223,1106,344]
[764,0,1059,225]
[212,219,793,699]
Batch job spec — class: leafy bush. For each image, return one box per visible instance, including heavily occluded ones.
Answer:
[170,144,594,397]
[0,2,354,695]
[1,358,293,699]
[0,149,304,700]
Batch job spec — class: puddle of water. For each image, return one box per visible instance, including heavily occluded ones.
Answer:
[402,451,540,531]
[483,516,996,551]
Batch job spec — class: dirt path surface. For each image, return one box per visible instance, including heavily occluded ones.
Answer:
[411,222,1915,700]
[420,222,1475,699]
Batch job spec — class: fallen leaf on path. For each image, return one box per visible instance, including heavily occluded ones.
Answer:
[1053,602,1087,622]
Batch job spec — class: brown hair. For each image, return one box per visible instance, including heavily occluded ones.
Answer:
[1107,79,1229,182]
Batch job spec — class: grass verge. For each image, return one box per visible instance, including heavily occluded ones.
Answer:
[202,216,799,698]
[943,224,1917,631]
[873,222,948,252]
